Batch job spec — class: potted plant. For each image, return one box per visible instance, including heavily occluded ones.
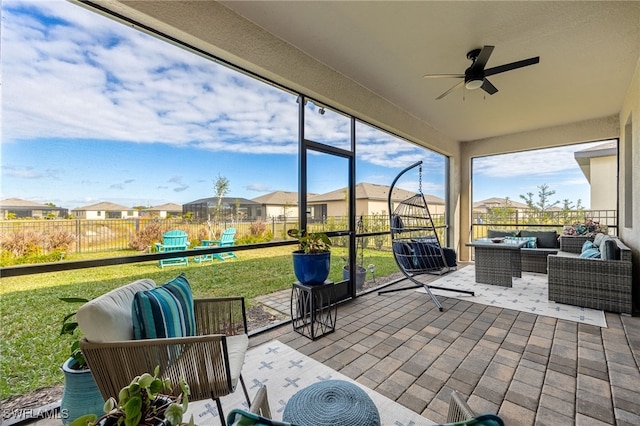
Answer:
[287,229,332,285]
[59,297,105,425]
[70,366,194,426]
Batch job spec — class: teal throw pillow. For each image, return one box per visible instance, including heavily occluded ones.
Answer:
[581,240,597,253]
[579,248,601,259]
[504,236,537,248]
[132,273,196,339]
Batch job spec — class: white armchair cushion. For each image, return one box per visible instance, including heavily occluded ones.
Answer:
[227,334,249,387]
[77,278,156,342]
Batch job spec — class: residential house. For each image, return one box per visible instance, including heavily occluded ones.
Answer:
[574,140,618,211]
[142,203,183,219]
[307,182,445,220]
[182,197,261,222]
[251,191,300,220]
[71,202,139,220]
[0,198,68,219]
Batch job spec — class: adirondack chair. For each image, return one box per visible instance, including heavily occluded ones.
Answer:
[155,229,190,268]
[211,227,237,261]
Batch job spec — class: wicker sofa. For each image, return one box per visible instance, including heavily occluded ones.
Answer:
[487,229,559,274]
[548,234,633,314]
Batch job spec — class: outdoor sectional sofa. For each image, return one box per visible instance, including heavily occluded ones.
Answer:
[547,234,633,314]
[487,229,559,274]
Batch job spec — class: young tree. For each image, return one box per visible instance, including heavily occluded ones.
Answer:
[520,183,560,223]
[212,174,230,225]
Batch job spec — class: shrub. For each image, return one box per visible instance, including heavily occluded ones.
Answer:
[45,228,76,253]
[128,222,164,251]
[0,230,43,257]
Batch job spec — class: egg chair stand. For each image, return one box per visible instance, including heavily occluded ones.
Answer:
[378,161,474,311]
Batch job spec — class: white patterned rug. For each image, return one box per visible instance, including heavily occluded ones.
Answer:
[416,266,607,328]
[185,340,434,425]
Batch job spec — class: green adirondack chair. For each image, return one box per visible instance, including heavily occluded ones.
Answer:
[155,229,190,268]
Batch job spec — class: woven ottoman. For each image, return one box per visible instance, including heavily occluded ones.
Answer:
[283,379,380,426]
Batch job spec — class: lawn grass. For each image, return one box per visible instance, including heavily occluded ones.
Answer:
[0,246,397,399]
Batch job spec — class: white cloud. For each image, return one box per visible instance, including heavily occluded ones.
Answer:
[473,143,602,178]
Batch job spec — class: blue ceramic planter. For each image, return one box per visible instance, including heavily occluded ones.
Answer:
[292,251,331,285]
[60,358,105,425]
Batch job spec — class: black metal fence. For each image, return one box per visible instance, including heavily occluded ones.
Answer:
[0,209,616,257]
[471,209,617,239]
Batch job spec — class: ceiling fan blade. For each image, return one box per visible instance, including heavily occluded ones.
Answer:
[436,80,464,100]
[423,74,464,79]
[481,78,498,95]
[469,45,494,73]
[485,56,540,76]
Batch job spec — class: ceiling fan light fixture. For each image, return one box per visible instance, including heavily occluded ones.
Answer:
[465,79,483,90]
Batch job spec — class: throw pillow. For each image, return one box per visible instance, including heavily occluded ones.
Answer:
[520,230,558,248]
[581,240,597,253]
[579,248,601,259]
[593,232,606,246]
[132,273,196,339]
[505,236,537,248]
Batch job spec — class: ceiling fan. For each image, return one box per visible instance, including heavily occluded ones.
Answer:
[423,45,540,100]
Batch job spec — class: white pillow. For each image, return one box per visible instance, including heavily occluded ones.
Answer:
[77,278,156,343]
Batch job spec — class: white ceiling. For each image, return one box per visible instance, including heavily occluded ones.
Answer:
[220,1,640,142]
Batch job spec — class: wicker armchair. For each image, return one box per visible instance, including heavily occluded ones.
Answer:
[548,235,633,314]
[79,296,250,425]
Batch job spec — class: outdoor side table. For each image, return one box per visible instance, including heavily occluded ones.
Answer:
[193,239,216,263]
[291,280,336,340]
[466,238,528,287]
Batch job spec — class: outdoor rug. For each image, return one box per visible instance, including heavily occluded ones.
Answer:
[184,339,434,425]
[416,266,607,328]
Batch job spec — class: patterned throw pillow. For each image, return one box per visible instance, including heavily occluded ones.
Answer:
[579,248,601,259]
[504,236,537,248]
[132,273,196,339]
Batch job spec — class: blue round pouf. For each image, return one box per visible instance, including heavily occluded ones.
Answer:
[283,380,380,426]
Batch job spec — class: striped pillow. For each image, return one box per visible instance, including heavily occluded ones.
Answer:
[132,273,196,339]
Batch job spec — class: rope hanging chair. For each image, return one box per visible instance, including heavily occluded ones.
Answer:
[379,161,474,311]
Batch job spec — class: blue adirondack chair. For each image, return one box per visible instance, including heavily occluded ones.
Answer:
[211,228,237,261]
[155,229,190,268]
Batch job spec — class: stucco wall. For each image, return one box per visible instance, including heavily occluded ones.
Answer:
[619,55,640,311]
[590,156,617,210]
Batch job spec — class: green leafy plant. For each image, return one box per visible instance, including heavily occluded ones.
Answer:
[60,297,90,369]
[287,229,331,253]
[70,366,194,426]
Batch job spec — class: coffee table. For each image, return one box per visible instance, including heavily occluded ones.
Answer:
[465,238,528,287]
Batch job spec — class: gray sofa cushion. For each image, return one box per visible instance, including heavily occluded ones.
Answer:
[600,236,620,260]
[488,229,519,238]
[520,230,559,249]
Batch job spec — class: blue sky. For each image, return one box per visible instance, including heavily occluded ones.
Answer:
[1,0,605,210]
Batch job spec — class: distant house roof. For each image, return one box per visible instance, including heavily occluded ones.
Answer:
[0,198,67,212]
[309,182,444,205]
[1,198,53,208]
[252,191,299,205]
[147,203,182,212]
[73,201,131,211]
[474,197,529,210]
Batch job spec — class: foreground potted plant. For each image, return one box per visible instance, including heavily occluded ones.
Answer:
[287,229,332,285]
[60,297,105,425]
[70,366,194,426]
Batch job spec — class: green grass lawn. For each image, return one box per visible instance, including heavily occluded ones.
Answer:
[0,246,397,399]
